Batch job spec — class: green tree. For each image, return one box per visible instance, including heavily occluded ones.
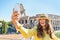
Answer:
[2,20,9,34]
[2,20,6,34]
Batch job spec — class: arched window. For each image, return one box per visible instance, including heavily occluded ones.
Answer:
[19,20,24,24]
[25,20,27,24]
[30,20,32,23]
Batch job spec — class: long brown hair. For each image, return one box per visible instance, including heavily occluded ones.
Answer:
[37,19,54,39]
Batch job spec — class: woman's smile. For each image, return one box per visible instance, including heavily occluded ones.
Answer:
[39,19,46,27]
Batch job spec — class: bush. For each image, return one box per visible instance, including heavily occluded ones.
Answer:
[55,32,60,38]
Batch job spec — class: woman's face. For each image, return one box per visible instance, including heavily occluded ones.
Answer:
[39,19,46,27]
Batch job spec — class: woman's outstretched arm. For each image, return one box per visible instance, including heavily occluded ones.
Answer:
[11,11,34,38]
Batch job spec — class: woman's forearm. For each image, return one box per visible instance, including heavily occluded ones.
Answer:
[13,21,21,30]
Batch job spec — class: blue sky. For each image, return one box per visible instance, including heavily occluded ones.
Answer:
[0,0,60,21]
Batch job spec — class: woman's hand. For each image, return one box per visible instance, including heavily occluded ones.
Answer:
[11,11,20,22]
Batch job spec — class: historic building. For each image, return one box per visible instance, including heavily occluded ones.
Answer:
[48,14,60,31]
[19,14,60,31]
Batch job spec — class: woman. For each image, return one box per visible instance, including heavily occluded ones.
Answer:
[12,11,59,40]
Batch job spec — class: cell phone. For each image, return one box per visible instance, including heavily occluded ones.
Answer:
[13,3,20,14]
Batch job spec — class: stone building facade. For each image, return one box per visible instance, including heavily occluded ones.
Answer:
[48,14,60,31]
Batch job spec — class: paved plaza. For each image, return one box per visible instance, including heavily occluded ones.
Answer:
[0,34,32,40]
